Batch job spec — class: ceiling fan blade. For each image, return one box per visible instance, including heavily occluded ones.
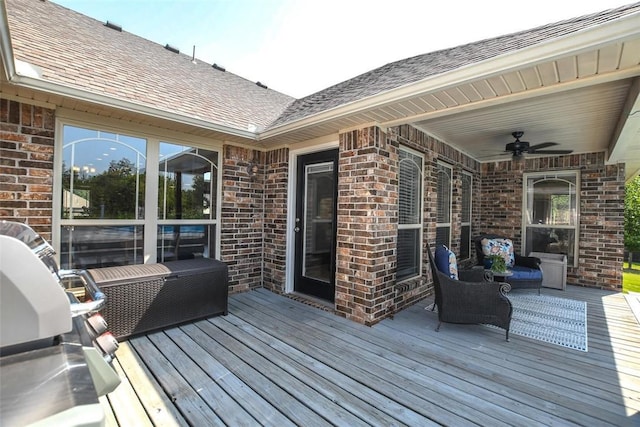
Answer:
[527,142,558,151]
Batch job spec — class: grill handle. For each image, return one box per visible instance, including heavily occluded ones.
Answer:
[58,269,106,317]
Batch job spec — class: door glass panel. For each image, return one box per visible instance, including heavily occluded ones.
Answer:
[303,162,334,283]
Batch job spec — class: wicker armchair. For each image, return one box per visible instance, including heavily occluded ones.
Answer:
[428,246,512,341]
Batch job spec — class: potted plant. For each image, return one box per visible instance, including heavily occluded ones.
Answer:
[487,255,507,273]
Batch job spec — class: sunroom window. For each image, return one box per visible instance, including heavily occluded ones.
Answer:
[523,171,579,267]
[60,126,146,268]
[397,147,424,281]
[157,142,218,262]
[57,124,220,269]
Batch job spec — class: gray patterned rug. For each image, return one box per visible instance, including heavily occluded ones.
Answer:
[502,293,588,351]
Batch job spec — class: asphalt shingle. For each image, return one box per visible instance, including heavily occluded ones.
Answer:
[268,2,640,129]
[5,0,295,133]
[4,0,639,134]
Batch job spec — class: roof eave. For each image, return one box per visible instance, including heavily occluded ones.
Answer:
[258,10,640,141]
[6,72,259,141]
[0,0,16,81]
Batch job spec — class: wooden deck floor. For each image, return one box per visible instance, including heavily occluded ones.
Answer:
[101,286,640,426]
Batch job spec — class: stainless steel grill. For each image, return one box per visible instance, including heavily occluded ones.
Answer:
[0,221,120,426]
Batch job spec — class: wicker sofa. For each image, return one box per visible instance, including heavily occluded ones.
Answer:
[475,235,543,294]
[428,245,512,340]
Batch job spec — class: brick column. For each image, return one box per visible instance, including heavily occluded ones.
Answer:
[263,147,289,294]
[0,99,55,241]
[335,126,398,325]
[220,145,264,293]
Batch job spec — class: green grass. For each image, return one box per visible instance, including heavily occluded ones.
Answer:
[623,269,640,293]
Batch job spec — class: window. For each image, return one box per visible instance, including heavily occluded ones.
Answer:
[59,126,146,268]
[157,142,219,262]
[57,124,220,269]
[436,162,452,248]
[397,147,424,281]
[523,171,579,266]
[460,171,472,259]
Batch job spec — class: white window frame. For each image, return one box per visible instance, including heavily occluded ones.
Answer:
[53,114,222,266]
[397,146,424,282]
[436,161,453,249]
[522,170,580,267]
[460,170,473,260]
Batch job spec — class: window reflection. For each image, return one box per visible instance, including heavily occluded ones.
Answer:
[60,225,143,269]
[524,173,578,266]
[157,142,219,261]
[157,224,213,262]
[62,126,146,220]
[159,143,218,220]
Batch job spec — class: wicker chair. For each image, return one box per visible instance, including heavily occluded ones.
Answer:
[428,246,512,341]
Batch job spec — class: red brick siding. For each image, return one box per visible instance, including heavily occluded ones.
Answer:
[262,147,289,294]
[220,145,264,293]
[0,99,55,240]
[335,127,398,325]
[577,160,624,289]
[477,160,526,242]
[480,153,624,290]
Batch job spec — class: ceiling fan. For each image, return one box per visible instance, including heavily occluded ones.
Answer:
[504,131,573,159]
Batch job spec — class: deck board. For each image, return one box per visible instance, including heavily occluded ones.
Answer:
[105,286,640,426]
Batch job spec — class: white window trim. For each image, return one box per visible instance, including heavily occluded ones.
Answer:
[436,161,453,249]
[521,170,580,267]
[53,116,223,265]
[460,170,473,260]
[398,145,425,282]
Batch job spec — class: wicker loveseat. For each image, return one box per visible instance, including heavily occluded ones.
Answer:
[475,235,543,294]
[428,245,512,340]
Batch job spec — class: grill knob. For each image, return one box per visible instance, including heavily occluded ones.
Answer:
[95,332,119,357]
[85,314,108,337]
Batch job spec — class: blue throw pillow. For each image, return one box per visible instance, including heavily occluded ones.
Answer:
[435,245,458,280]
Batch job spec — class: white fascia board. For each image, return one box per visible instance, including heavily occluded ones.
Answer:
[5,73,258,141]
[258,12,640,139]
[608,77,640,164]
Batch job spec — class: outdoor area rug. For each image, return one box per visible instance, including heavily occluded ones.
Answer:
[499,293,588,352]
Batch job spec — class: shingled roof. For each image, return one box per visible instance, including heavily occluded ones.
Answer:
[267,2,640,129]
[3,1,639,136]
[4,0,295,133]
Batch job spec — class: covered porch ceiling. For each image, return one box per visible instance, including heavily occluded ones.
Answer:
[259,11,640,181]
[1,4,638,180]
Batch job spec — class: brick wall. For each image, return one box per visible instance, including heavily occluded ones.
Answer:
[577,159,624,289]
[479,153,624,290]
[262,147,289,294]
[220,145,264,293]
[335,126,398,325]
[0,99,55,241]
[389,125,482,313]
